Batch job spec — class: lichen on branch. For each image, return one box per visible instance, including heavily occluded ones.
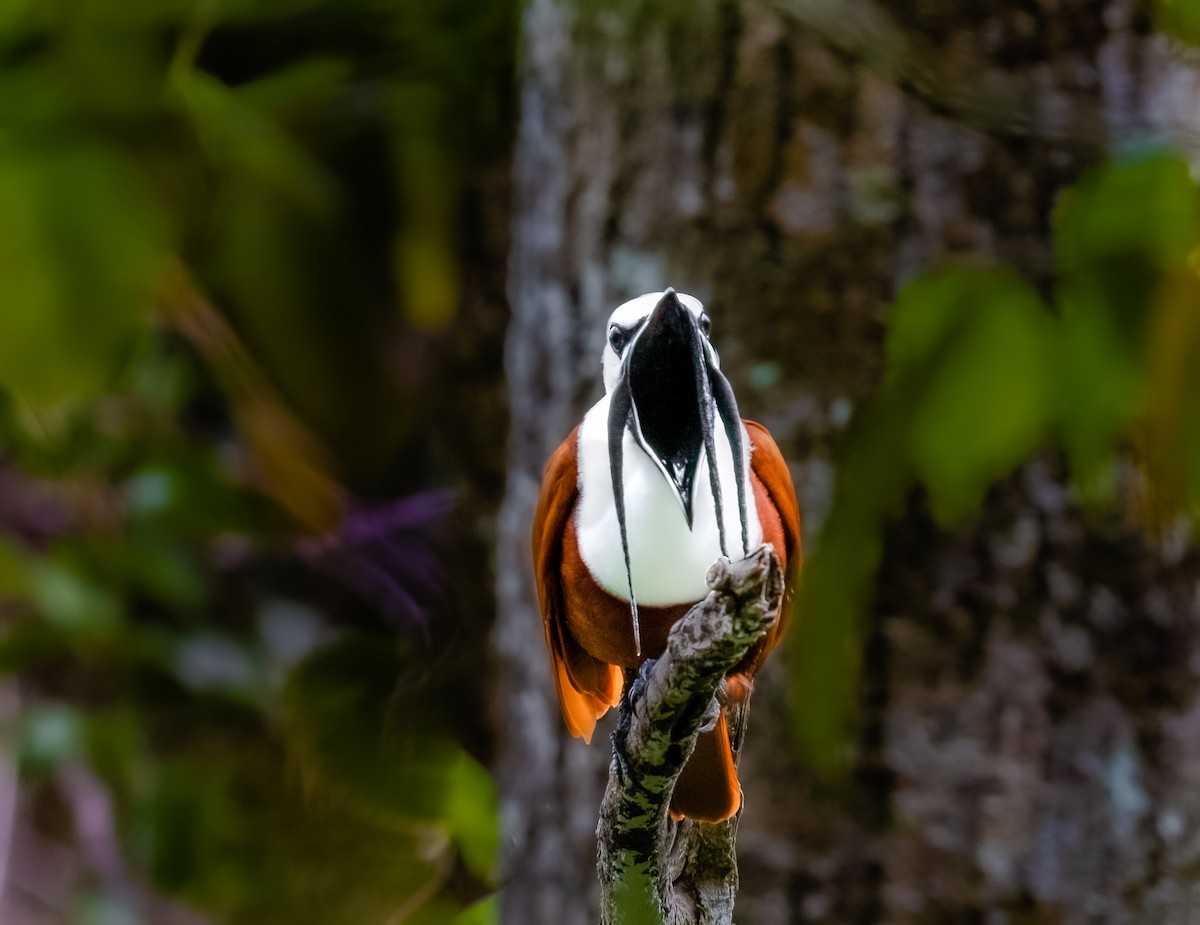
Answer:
[597,545,784,925]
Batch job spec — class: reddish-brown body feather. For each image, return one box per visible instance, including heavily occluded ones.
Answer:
[533,420,800,820]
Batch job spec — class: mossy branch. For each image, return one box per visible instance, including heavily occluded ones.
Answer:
[597,545,784,925]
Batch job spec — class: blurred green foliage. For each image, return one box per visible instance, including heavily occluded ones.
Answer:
[1158,0,1200,45]
[0,0,513,922]
[790,147,1200,775]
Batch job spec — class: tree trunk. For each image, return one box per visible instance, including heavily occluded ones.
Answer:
[494,0,1200,921]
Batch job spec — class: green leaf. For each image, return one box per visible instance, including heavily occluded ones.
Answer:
[84,708,145,796]
[172,66,333,212]
[1141,269,1200,520]
[236,57,352,117]
[121,457,266,539]
[453,896,499,925]
[29,559,123,637]
[390,91,461,329]
[283,634,466,827]
[0,0,34,37]
[1157,0,1200,45]
[889,266,1053,520]
[1052,153,1200,484]
[0,539,31,596]
[1055,150,1199,271]
[135,741,452,920]
[1055,271,1148,487]
[105,533,208,611]
[44,0,325,28]
[0,619,69,673]
[0,138,168,406]
[446,752,499,880]
[140,760,208,890]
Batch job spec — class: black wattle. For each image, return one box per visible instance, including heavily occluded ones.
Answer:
[692,328,728,559]
[710,362,750,556]
[607,377,641,654]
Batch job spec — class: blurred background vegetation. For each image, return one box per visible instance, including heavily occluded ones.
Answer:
[0,1,514,922]
[791,148,1200,773]
[7,0,1200,923]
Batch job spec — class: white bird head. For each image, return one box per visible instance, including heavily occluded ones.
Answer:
[601,290,719,394]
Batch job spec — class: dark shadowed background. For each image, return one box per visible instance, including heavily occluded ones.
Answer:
[3,1,1200,923]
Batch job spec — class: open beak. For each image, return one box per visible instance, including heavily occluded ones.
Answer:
[624,289,709,525]
[605,289,752,655]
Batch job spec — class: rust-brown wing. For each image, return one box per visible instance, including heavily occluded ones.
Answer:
[532,428,623,744]
[744,419,803,659]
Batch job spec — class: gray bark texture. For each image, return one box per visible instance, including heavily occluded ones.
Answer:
[493,0,1200,922]
[597,547,783,925]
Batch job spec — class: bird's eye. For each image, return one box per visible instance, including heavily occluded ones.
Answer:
[699,313,712,337]
[609,324,630,354]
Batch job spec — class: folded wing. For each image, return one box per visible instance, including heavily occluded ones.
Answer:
[532,428,623,743]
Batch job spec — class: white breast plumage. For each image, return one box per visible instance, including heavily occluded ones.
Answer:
[574,394,762,606]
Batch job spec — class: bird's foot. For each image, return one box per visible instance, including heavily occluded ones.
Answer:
[696,690,721,733]
[611,657,657,782]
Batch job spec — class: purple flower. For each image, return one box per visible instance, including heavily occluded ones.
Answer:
[297,489,455,631]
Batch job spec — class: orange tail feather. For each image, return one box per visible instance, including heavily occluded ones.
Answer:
[669,708,741,822]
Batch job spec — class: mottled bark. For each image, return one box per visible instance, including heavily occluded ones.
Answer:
[492,0,614,920]
[597,547,783,925]
[495,0,1200,922]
